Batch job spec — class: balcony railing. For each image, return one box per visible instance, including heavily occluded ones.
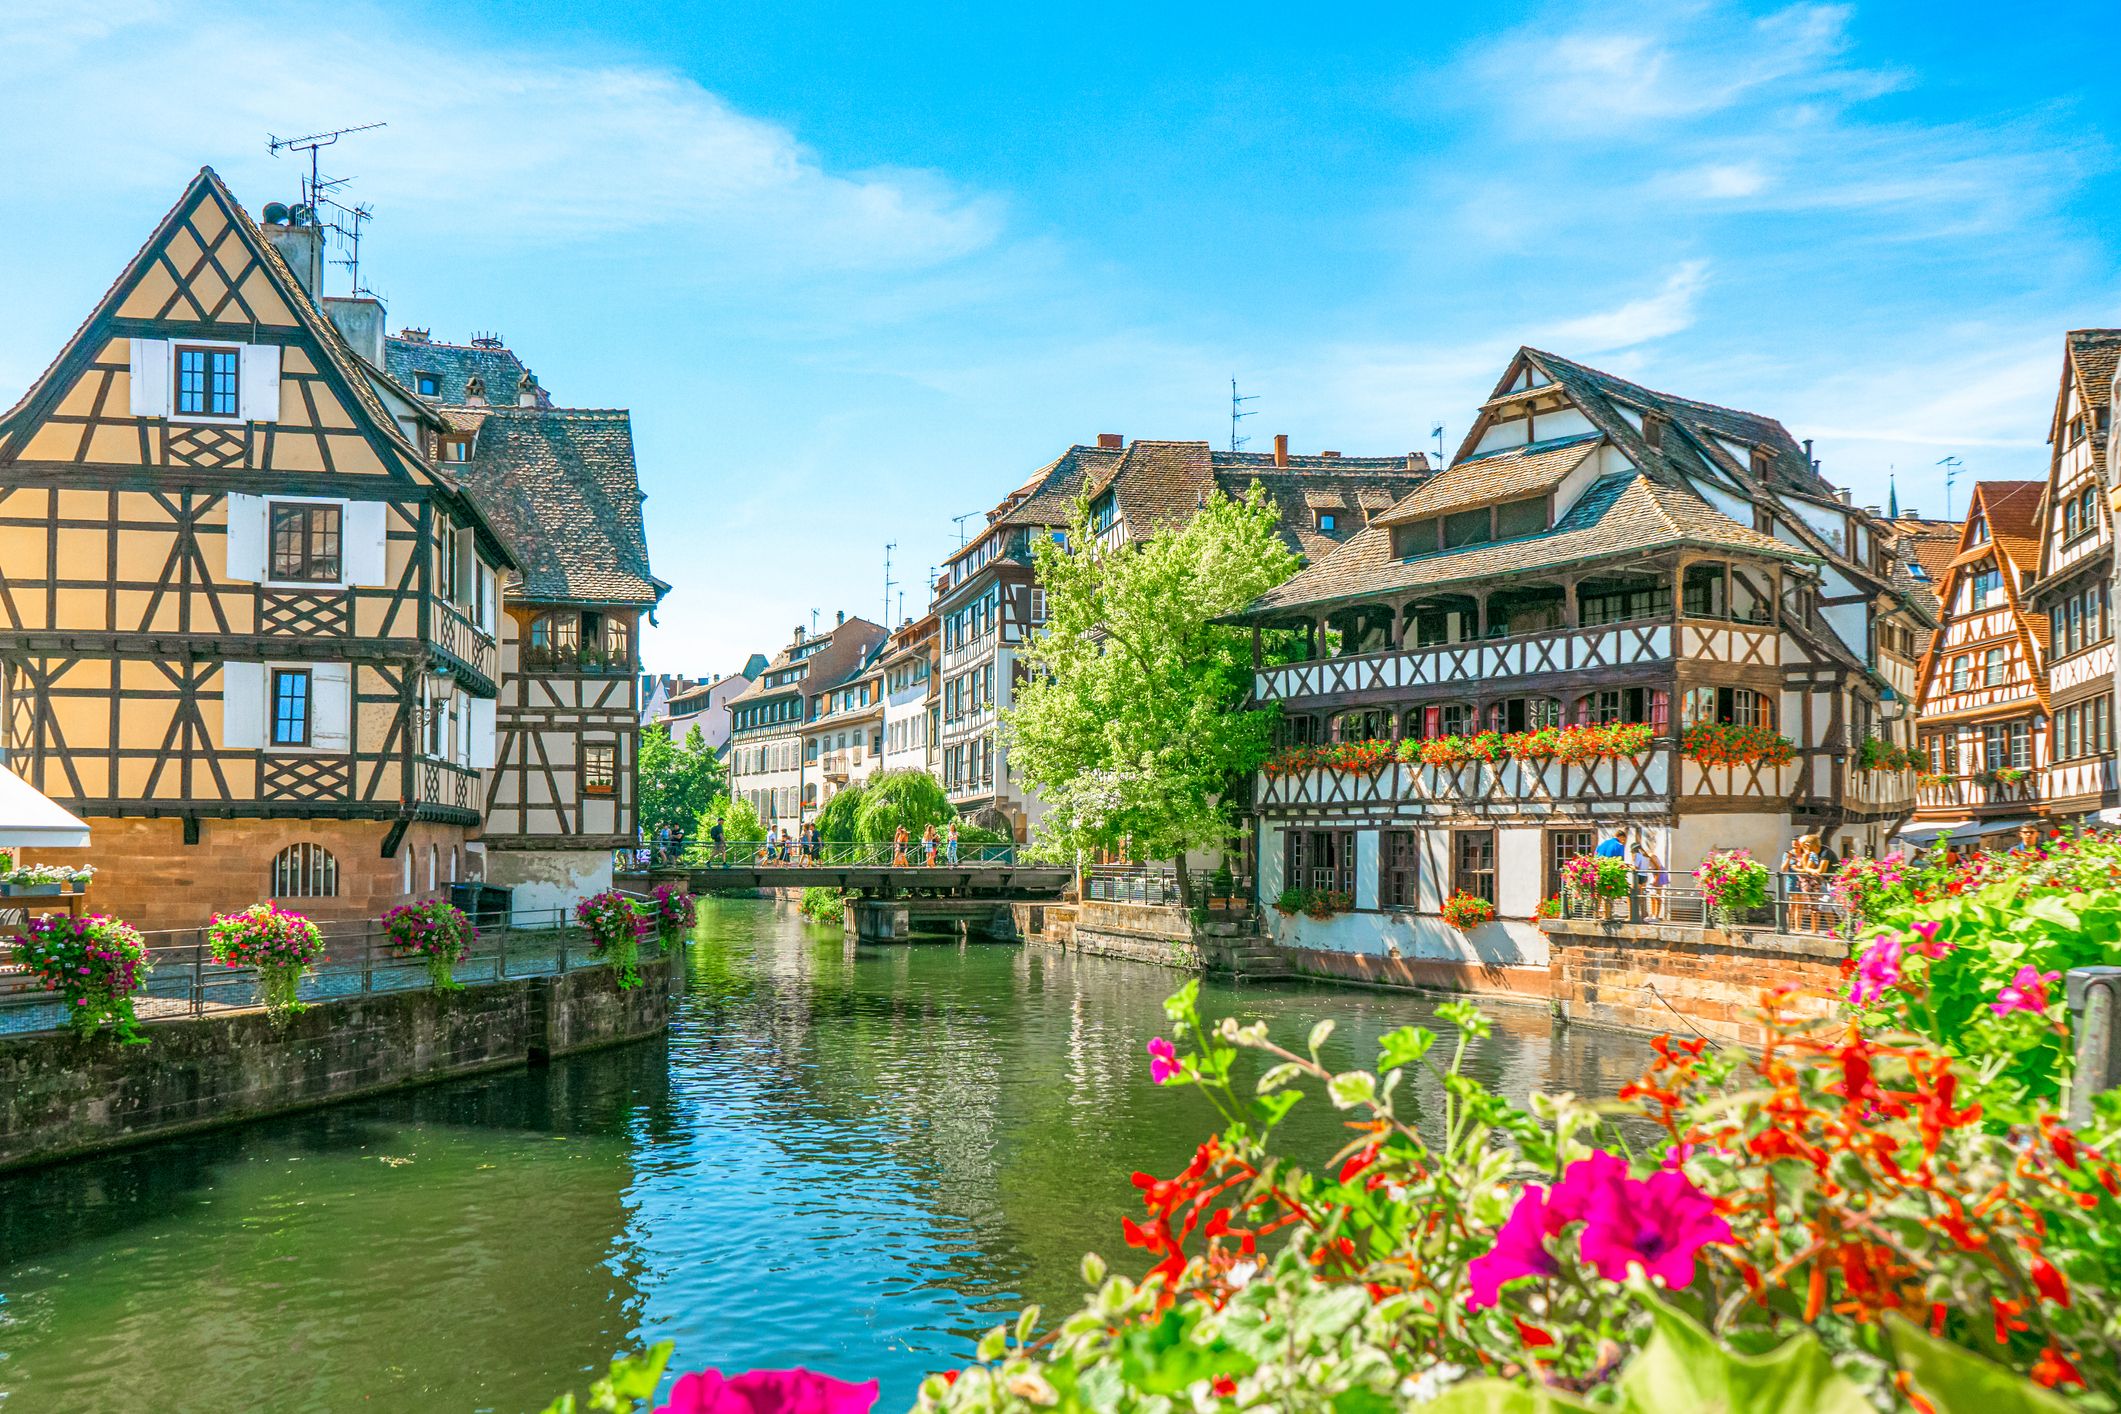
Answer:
[521,640,633,676]
[1555,874,1850,939]
[418,757,482,813]
[1258,747,1796,813]
[433,601,498,683]
[1918,772,2037,812]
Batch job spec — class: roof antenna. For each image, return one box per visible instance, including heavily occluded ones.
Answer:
[1935,456,1963,521]
[268,123,386,297]
[1230,378,1259,452]
[883,542,896,631]
[1432,423,1445,464]
[268,122,387,209]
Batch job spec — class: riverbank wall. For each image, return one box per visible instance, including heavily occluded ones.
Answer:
[0,955,675,1172]
[1543,918,1842,1044]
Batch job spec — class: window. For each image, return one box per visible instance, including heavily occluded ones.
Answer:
[606,617,632,666]
[270,842,338,898]
[441,437,470,463]
[1442,508,1492,549]
[1970,566,2002,609]
[1546,829,1598,900]
[1089,493,1119,535]
[1983,647,2006,687]
[415,372,441,396]
[1968,515,1989,545]
[527,612,580,666]
[1029,587,1048,623]
[1579,581,1671,626]
[1453,829,1496,905]
[1950,655,1971,692]
[1495,497,1546,538]
[584,743,616,795]
[175,344,239,417]
[1382,830,1420,909]
[1581,686,1662,726]
[1392,519,1441,559]
[1490,696,1562,732]
[1680,686,1771,728]
[271,669,311,746]
[1682,564,1727,618]
[268,502,342,583]
[1317,511,1338,532]
[1284,829,1355,898]
[2071,416,2088,447]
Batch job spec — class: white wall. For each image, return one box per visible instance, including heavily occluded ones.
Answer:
[485,849,613,925]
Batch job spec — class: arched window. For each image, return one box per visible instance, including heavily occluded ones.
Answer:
[271,842,338,898]
[427,844,438,892]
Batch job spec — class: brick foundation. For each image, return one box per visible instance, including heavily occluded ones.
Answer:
[1545,919,1844,1045]
[19,817,472,932]
[1279,946,1553,1002]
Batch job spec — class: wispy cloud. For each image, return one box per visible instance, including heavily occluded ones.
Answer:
[1535,261,1710,352]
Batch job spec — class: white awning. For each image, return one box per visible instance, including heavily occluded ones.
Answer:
[0,766,90,849]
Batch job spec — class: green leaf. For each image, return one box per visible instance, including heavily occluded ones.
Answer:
[1421,1380,1593,1412]
[1616,1293,1870,1414]
[586,1343,673,1412]
[1885,1314,2078,1414]
[1436,1000,1492,1039]
[1256,1061,1306,1093]
[1326,1070,1378,1109]
[1116,1308,1257,1395]
[1308,1017,1337,1055]
[1328,1388,1405,1414]
[1376,1024,1435,1071]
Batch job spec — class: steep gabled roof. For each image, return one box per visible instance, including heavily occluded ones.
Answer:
[1375,433,1600,525]
[2061,329,2120,482]
[1231,471,1811,620]
[384,335,532,408]
[1914,481,2050,712]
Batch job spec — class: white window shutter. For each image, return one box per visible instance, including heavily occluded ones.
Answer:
[478,566,498,631]
[129,338,170,417]
[344,501,388,585]
[467,697,497,768]
[311,663,353,751]
[220,661,265,748]
[455,527,476,602]
[238,344,282,423]
[225,493,265,581]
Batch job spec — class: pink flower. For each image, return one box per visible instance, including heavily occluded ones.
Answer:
[1147,1036,1181,1085]
[1848,932,1904,1006]
[1910,920,1948,959]
[1466,1183,1562,1309]
[1562,1157,1732,1289]
[655,1367,879,1414]
[1991,965,2060,1018]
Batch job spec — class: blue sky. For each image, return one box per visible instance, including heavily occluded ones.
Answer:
[2,0,2115,673]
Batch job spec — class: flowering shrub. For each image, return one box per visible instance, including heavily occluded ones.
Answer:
[1271,887,1347,919]
[1827,850,1911,934]
[903,985,2110,1412]
[541,1345,880,1414]
[650,882,698,945]
[1854,735,1922,772]
[1916,771,1950,790]
[1694,847,1769,925]
[1440,891,1495,929]
[1536,895,1562,925]
[1679,721,1797,767]
[9,913,151,1041]
[1262,740,1398,778]
[379,898,474,993]
[1843,829,2121,1122]
[1560,852,1631,901]
[1,862,95,889]
[1267,724,1655,780]
[575,890,652,988]
[205,903,325,1022]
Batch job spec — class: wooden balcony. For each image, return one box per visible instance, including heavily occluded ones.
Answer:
[416,758,482,816]
[1845,766,1918,814]
[2044,756,2119,806]
[1256,747,1798,818]
[432,602,499,688]
[1917,773,2037,813]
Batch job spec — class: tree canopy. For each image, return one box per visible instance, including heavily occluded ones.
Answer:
[637,724,727,843]
[853,769,955,842]
[1005,486,1295,873]
[684,793,766,858]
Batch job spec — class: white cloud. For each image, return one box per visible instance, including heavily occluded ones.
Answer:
[0,0,1002,274]
[1535,261,1709,352]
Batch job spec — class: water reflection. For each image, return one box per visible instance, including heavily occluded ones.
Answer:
[0,898,1653,1412]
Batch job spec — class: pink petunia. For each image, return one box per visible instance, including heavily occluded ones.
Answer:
[655,1367,879,1414]
[1991,964,2061,1019]
[1848,932,1904,1006]
[1146,1036,1181,1085]
[1465,1183,1563,1309]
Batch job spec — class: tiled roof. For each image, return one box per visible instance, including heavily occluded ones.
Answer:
[2065,330,2120,480]
[450,407,663,605]
[1376,433,1600,525]
[1965,481,2046,582]
[384,336,536,408]
[728,618,887,708]
[1234,472,1813,618]
[1881,517,1959,624]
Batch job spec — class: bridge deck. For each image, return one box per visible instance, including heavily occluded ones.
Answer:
[619,865,1073,897]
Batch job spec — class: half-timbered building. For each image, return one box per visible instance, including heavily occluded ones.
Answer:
[0,170,514,927]
[1910,482,2048,838]
[379,331,667,915]
[1225,348,1932,987]
[2029,331,2120,822]
[726,615,886,831]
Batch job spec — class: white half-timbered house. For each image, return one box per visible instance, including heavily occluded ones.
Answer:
[1225,348,1932,987]
[1911,482,2048,837]
[2029,331,2119,821]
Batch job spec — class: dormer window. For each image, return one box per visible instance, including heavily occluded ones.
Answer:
[1089,493,1119,536]
[1968,515,1989,545]
[415,372,440,397]
[1316,511,1337,533]
[441,437,470,463]
[176,345,239,417]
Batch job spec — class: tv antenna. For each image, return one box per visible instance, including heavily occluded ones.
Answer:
[1432,423,1446,465]
[267,122,387,208]
[951,510,982,547]
[317,195,376,296]
[883,542,897,629]
[1230,378,1258,452]
[1936,456,1963,520]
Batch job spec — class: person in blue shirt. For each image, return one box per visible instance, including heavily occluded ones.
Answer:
[1595,827,1628,860]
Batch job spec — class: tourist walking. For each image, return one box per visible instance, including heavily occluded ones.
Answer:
[922,822,939,865]
[894,824,910,867]
[1595,826,1626,860]
[708,817,726,864]
[1628,832,1666,921]
[945,821,960,866]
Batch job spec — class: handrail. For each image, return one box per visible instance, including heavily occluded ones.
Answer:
[1554,873,1852,939]
[641,838,1020,868]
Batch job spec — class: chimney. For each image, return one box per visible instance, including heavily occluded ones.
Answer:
[836,609,845,625]
[1905,507,1922,519]
[517,370,544,408]
[463,375,488,407]
[1096,432,1123,449]
[794,625,806,645]
[1273,433,1289,467]
[323,296,386,367]
[1320,450,1340,459]
[1407,452,1429,471]
[260,205,322,300]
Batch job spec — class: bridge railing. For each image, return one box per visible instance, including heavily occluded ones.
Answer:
[655,839,1021,868]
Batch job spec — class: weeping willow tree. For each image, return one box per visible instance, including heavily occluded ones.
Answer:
[1005,486,1295,903]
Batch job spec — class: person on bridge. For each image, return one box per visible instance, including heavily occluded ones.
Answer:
[708,818,725,862]
[922,822,938,865]
[946,821,960,866]
[894,825,911,867]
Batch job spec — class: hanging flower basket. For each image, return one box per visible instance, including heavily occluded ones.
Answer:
[649,882,698,949]
[575,890,652,989]
[380,898,476,993]
[10,913,152,1042]
[1561,853,1632,901]
[1855,736,1921,772]
[206,904,326,1023]
[1694,848,1770,928]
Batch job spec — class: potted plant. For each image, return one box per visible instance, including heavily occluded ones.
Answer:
[9,913,152,1042]
[1273,886,1309,917]
[1535,895,1562,931]
[575,889,651,988]
[1440,891,1495,930]
[1694,848,1770,928]
[649,882,698,948]
[1209,858,1236,906]
[206,903,326,1023]
[380,898,476,993]
[1561,853,1632,903]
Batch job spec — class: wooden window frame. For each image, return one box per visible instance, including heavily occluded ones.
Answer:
[271,668,312,747]
[1453,829,1496,905]
[1546,827,1598,900]
[583,741,618,797]
[1284,828,1356,899]
[267,501,344,585]
[174,342,241,420]
[1381,829,1420,910]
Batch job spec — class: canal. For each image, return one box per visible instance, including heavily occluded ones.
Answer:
[0,899,1654,1412]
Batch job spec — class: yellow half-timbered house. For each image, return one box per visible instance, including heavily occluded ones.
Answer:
[0,169,513,927]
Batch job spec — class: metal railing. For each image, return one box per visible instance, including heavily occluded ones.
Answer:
[1556,872,1851,938]
[1085,864,1253,912]
[0,908,642,1038]
[634,838,1020,868]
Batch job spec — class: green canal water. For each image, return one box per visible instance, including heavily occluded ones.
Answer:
[0,899,1653,1412]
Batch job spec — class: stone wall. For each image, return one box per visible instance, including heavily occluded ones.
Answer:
[0,955,674,1172]
[1066,900,1202,969]
[1545,918,1843,1045]
[1276,945,1551,1001]
[1012,901,1077,948]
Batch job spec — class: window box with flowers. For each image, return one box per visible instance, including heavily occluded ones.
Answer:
[1679,722,1797,768]
[1855,736,1922,773]
[205,903,326,1022]
[1440,891,1495,930]
[0,863,95,897]
[1916,771,1950,790]
[1986,766,2030,787]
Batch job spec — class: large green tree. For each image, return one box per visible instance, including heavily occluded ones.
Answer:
[683,793,766,860]
[1005,486,1296,899]
[853,769,955,843]
[637,724,727,844]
